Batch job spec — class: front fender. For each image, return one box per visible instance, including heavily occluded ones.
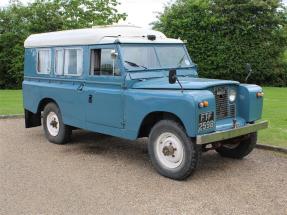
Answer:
[238,84,263,122]
[124,89,215,138]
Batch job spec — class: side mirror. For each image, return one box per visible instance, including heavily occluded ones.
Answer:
[169,69,177,84]
[245,63,252,83]
[111,50,118,60]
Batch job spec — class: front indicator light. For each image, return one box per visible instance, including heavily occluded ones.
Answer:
[256,92,264,97]
[203,101,209,107]
[199,101,209,108]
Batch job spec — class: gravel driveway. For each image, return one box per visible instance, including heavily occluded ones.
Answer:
[0,118,286,215]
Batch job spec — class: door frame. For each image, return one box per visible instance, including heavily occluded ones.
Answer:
[84,43,126,128]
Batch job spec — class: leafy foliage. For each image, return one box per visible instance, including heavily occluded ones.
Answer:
[0,0,127,88]
[153,0,287,86]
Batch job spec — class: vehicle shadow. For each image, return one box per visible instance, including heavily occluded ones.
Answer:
[63,129,244,179]
[63,129,151,168]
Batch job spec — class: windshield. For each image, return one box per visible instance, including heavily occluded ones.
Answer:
[121,44,192,70]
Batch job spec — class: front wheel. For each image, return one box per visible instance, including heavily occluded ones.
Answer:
[43,102,71,144]
[148,120,200,180]
[216,132,257,159]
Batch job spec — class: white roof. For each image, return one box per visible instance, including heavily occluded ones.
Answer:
[24,25,183,48]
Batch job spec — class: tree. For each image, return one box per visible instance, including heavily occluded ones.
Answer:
[153,0,287,86]
[0,0,127,88]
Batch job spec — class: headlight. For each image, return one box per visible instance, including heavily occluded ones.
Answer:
[229,88,236,102]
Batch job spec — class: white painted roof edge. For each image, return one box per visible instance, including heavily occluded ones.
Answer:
[91,37,183,45]
[24,26,182,48]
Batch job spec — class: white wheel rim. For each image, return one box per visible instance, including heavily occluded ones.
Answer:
[46,111,60,136]
[155,132,184,169]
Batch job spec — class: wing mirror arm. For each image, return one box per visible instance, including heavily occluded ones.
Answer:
[169,69,184,93]
[245,63,252,83]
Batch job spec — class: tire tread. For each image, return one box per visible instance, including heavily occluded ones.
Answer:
[216,132,257,159]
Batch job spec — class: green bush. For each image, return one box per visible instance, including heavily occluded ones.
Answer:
[0,0,126,89]
[153,0,287,86]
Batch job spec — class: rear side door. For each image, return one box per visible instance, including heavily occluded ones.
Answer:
[53,47,86,126]
[84,44,125,128]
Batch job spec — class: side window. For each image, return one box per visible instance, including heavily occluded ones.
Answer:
[90,49,120,76]
[37,49,51,74]
[64,49,83,76]
[54,48,83,76]
[55,49,64,75]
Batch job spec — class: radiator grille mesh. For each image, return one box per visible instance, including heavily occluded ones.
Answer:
[213,86,236,119]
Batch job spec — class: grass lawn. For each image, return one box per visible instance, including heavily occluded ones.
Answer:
[0,88,286,147]
[0,90,23,115]
[258,87,287,147]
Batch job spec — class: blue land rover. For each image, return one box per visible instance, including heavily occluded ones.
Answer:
[23,25,268,180]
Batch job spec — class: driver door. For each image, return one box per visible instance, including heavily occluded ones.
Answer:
[84,44,124,128]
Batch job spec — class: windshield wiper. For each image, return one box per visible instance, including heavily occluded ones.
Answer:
[125,60,147,69]
[177,54,186,67]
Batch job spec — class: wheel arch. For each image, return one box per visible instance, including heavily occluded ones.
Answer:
[25,97,60,128]
[137,111,186,138]
[37,97,59,114]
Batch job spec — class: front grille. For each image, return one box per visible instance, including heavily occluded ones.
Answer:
[213,86,236,119]
[229,103,236,117]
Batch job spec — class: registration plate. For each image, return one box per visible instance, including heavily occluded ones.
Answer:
[198,112,215,131]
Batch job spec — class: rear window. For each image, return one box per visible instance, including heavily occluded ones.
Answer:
[37,49,51,74]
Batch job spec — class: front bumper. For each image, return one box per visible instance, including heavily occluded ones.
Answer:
[196,120,268,144]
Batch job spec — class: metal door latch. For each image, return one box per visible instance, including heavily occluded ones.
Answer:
[88,95,93,103]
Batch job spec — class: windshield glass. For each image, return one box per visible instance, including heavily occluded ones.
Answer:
[121,44,192,70]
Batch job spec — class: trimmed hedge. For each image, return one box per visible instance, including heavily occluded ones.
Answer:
[153,0,287,86]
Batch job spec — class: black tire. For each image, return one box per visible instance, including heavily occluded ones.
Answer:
[216,132,257,159]
[148,120,200,180]
[43,102,71,144]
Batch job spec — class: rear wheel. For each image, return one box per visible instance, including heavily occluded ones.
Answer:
[216,132,257,159]
[148,120,200,180]
[43,102,71,144]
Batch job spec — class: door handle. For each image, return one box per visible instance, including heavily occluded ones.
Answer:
[88,94,93,103]
[77,83,85,91]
